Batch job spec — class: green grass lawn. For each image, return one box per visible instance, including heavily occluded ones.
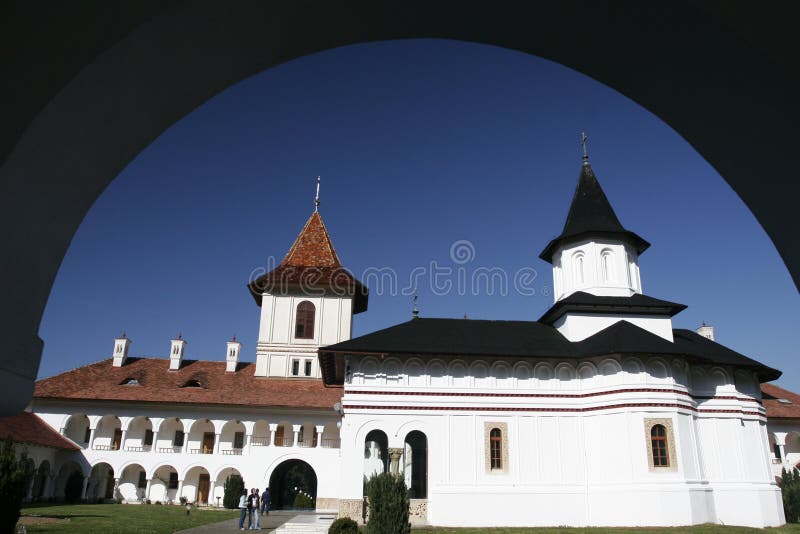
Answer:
[18,503,238,533]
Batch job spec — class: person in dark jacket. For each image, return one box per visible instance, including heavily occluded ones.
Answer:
[261,487,270,515]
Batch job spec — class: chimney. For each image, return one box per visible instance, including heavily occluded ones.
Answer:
[226,336,242,373]
[696,321,715,341]
[169,333,187,370]
[112,332,132,367]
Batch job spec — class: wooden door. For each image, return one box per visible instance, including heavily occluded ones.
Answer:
[197,474,210,504]
[275,426,284,446]
[202,432,215,454]
[112,429,122,450]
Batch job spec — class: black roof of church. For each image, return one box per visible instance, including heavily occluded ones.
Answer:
[319,318,780,384]
[538,292,687,324]
[539,163,650,262]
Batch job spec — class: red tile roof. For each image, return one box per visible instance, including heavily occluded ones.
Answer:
[761,383,800,419]
[0,412,79,450]
[34,358,343,410]
[248,211,368,313]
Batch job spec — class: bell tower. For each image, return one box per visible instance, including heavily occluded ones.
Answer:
[247,182,368,378]
[538,139,684,342]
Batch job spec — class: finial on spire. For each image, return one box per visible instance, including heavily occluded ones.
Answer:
[231,334,237,342]
[177,332,182,340]
[412,288,419,319]
[121,330,126,339]
[314,176,321,212]
[580,132,589,165]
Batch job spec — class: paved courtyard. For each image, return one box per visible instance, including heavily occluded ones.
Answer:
[177,510,336,533]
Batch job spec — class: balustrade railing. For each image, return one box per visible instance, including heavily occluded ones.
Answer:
[158,447,182,454]
[125,445,151,452]
[221,448,244,455]
[321,438,340,448]
[250,436,269,446]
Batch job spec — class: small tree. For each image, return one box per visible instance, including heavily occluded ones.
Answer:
[223,474,244,509]
[329,517,359,534]
[0,436,29,533]
[365,472,410,534]
[780,467,800,523]
[64,470,84,503]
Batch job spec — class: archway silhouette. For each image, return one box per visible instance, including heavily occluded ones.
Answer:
[2,3,798,414]
[268,459,317,510]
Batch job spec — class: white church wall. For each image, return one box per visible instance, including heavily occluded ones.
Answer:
[339,352,782,527]
[553,313,674,342]
[551,240,641,301]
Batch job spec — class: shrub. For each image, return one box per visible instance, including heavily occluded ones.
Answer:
[329,516,359,534]
[64,470,84,503]
[293,492,314,509]
[0,436,29,533]
[781,467,800,523]
[364,473,409,534]
[223,474,244,509]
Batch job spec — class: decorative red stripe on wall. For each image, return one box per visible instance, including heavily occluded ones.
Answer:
[347,388,761,404]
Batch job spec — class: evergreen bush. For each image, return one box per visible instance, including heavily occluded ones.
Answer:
[223,474,244,509]
[328,516,359,534]
[364,473,410,534]
[0,436,29,533]
[293,492,314,509]
[781,467,800,523]
[64,470,84,503]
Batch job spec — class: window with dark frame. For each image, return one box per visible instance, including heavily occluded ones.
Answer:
[304,360,312,377]
[83,426,91,443]
[137,471,147,488]
[234,431,245,449]
[144,429,153,446]
[490,428,503,470]
[774,442,783,461]
[168,472,179,489]
[173,430,184,447]
[295,301,315,339]
[292,360,300,376]
[651,424,670,467]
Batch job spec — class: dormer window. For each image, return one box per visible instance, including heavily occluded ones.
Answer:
[295,301,315,339]
[182,379,203,388]
[120,377,140,386]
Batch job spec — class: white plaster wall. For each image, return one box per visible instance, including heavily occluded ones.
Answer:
[554,313,674,342]
[340,353,783,528]
[552,240,641,302]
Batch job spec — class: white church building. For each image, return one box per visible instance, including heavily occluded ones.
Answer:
[24,153,787,527]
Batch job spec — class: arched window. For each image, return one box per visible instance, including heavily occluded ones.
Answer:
[295,301,315,339]
[601,249,614,282]
[490,428,503,470]
[573,252,585,285]
[651,424,669,467]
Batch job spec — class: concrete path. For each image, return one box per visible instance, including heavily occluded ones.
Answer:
[175,510,334,533]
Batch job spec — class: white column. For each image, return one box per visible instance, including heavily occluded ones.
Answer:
[88,428,97,450]
[268,424,277,447]
[177,479,184,501]
[292,424,301,447]
[315,425,324,448]
[119,430,128,451]
[214,433,221,455]
[81,477,90,500]
[26,475,35,500]
[113,477,121,499]
[151,431,159,453]
[145,479,152,501]
[45,475,54,498]
[246,433,253,455]
[209,481,216,506]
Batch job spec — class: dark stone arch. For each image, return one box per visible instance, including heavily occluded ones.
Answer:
[404,430,428,499]
[365,429,389,476]
[2,2,798,415]
[268,459,317,510]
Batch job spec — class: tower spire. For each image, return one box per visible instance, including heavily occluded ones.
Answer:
[581,132,589,165]
[314,176,321,212]
[412,288,419,319]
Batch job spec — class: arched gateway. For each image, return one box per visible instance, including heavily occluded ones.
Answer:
[268,460,317,510]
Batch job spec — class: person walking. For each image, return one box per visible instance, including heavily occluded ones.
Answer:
[252,488,262,530]
[247,487,259,529]
[238,489,248,531]
[261,487,270,516]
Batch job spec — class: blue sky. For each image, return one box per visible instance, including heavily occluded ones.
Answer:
[39,39,799,390]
